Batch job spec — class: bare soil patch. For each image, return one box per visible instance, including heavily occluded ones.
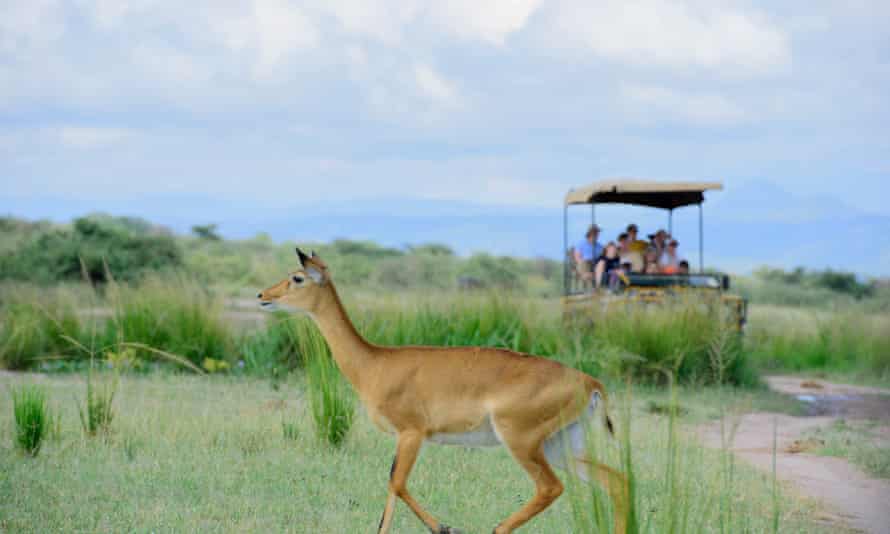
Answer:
[697,376,890,534]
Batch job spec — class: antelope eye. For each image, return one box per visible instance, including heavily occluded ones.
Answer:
[292,275,305,284]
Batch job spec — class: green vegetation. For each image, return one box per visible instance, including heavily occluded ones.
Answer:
[3,213,886,531]
[0,214,181,283]
[0,373,828,533]
[11,385,49,456]
[296,318,355,446]
[78,375,117,437]
[0,291,83,370]
[1,280,757,386]
[746,307,890,384]
[735,267,888,311]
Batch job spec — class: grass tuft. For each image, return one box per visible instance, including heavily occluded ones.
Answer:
[78,374,117,437]
[11,385,49,456]
[296,318,355,447]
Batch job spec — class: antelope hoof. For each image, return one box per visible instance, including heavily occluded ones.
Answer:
[435,526,462,534]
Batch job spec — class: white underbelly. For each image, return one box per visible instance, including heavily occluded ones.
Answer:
[428,415,502,447]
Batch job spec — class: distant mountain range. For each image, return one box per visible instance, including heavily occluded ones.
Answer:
[3,181,888,276]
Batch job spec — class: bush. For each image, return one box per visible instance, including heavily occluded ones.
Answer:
[12,385,49,456]
[750,266,873,301]
[0,214,182,284]
[458,253,522,290]
[374,254,456,290]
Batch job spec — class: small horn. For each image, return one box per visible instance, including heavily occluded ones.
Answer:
[295,247,310,267]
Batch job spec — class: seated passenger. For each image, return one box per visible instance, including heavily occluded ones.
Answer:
[677,260,690,275]
[649,229,668,258]
[661,239,680,274]
[593,242,623,290]
[643,248,661,274]
[623,224,647,272]
[573,224,602,284]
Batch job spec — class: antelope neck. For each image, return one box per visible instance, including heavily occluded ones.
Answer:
[309,283,374,387]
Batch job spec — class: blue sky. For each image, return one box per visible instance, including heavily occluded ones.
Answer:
[1,1,889,273]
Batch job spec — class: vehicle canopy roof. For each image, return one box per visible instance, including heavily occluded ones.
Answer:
[565,178,723,209]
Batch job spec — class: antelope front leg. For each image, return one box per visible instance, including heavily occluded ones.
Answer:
[377,430,462,534]
[376,456,398,533]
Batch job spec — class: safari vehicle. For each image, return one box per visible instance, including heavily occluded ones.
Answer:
[561,179,747,330]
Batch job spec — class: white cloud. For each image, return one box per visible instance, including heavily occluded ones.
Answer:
[252,0,319,76]
[1,1,888,220]
[320,0,420,44]
[544,0,791,77]
[428,0,542,45]
[413,63,461,107]
[620,83,747,124]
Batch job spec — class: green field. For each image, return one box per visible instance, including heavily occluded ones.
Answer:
[1,373,832,533]
[1,213,888,532]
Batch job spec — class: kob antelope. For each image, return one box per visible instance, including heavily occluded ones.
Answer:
[258,248,628,534]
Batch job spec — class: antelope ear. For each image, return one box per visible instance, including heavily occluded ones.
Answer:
[306,265,325,284]
[295,247,310,268]
[310,250,328,269]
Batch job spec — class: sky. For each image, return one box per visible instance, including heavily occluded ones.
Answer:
[1,1,889,273]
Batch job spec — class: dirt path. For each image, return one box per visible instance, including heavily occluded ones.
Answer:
[698,376,890,534]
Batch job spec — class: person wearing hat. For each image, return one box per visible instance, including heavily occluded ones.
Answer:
[648,229,669,260]
[573,224,603,286]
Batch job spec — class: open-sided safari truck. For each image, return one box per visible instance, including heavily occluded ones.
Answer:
[561,179,747,330]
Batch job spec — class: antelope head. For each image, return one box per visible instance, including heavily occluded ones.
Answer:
[257,247,330,314]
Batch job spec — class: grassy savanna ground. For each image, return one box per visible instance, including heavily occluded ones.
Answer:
[1,372,832,533]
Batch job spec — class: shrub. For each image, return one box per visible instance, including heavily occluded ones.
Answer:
[1,214,182,284]
[12,385,49,456]
[458,253,522,290]
[191,224,221,241]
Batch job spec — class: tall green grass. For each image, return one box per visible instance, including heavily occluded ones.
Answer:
[78,374,117,437]
[2,283,759,385]
[565,382,780,533]
[353,294,756,386]
[102,276,232,368]
[747,309,890,382]
[294,318,355,446]
[11,385,49,456]
[0,286,85,369]
[5,278,888,386]
[239,312,306,374]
